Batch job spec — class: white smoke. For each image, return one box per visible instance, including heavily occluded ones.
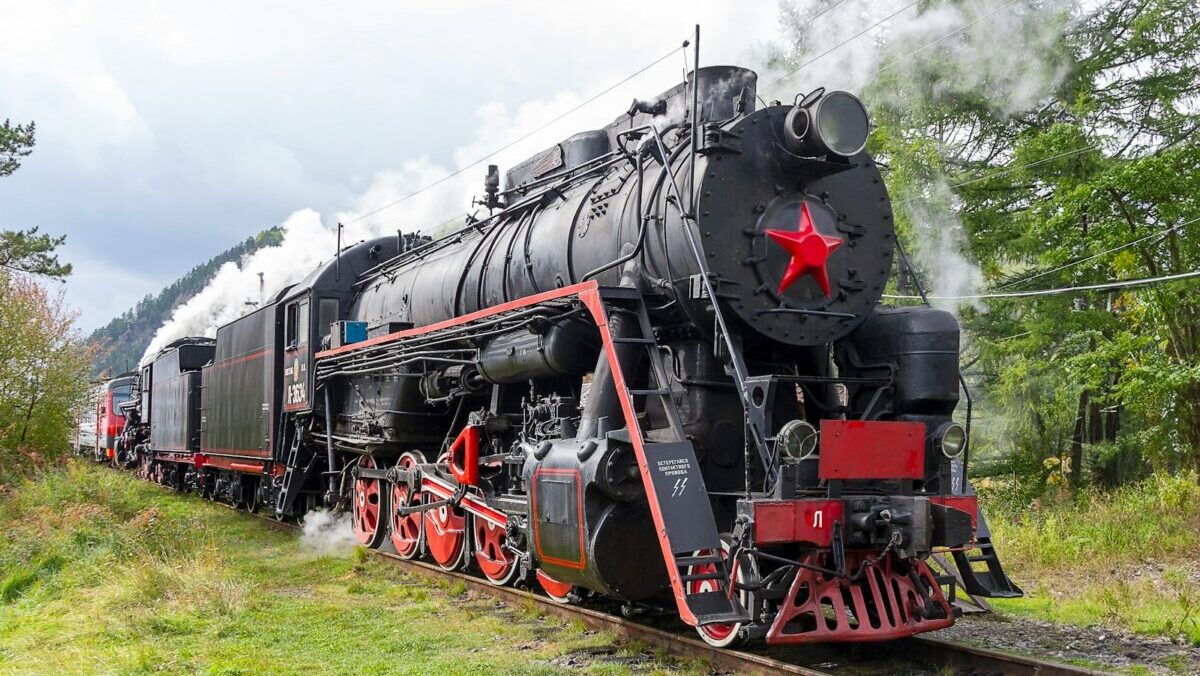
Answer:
[139,63,695,364]
[141,209,332,359]
[762,0,1072,108]
[140,2,1075,358]
[900,179,987,315]
[300,508,357,554]
[762,0,1074,315]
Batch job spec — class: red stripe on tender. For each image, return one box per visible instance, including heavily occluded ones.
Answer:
[205,348,274,370]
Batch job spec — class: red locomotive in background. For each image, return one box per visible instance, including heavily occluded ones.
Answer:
[74,374,134,464]
[92,65,1021,648]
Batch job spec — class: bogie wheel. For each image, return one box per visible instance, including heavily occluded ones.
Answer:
[536,570,578,604]
[687,534,758,648]
[473,518,519,586]
[423,495,468,571]
[389,452,424,560]
[351,456,389,548]
[244,478,261,513]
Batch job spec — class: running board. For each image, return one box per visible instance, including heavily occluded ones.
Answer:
[588,287,749,627]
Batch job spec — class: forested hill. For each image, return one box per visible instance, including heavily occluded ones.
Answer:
[88,227,284,376]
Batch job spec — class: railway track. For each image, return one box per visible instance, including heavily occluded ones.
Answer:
[231,498,1109,675]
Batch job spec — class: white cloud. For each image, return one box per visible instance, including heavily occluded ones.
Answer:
[1,2,785,335]
[60,248,164,333]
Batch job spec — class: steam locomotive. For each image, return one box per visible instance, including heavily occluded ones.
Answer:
[111,65,1021,647]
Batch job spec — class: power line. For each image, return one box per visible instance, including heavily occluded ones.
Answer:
[343,44,685,225]
[949,145,1095,191]
[809,0,853,24]
[771,0,922,87]
[891,144,1098,208]
[884,269,1200,301]
[995,214,1200,290]
[874,0,1021,77]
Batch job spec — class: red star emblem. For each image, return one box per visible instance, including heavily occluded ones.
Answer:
[765,202,844,297]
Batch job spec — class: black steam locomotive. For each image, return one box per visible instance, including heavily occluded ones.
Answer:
[116,65,1020,646]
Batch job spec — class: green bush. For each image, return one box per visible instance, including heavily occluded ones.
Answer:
[986,471,1200,571]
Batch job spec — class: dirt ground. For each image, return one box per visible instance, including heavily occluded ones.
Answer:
[931,612,1200,674]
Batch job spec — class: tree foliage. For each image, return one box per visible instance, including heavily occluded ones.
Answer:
[0,227,72,279]
[0,117,91,477]
[0,120,71,279]
[0,118,35,178]
[0,271,93,477]
[777,0,1200,489]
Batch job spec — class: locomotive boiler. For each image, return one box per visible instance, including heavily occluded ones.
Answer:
[121,64,1021,648]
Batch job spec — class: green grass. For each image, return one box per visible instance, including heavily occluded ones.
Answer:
[0,461,693,675]
[981,472,1200,644]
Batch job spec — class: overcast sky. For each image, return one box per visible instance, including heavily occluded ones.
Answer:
[0,1,785,331]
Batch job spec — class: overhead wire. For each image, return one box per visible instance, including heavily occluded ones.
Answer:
[993,214,1200,290]
[342,44,686,226]
[873,0,1022,77]
[808,0,853,24]
[770,0,922,87]
[884,269,1200,301]
[891,144,1099,209]
[351,0,1027,229]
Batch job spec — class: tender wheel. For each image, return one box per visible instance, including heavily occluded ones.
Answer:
[244,478,261,513]
[388,452,424,560]
[351,456,389,548]
[423,495,468,571]
[687,534,757,648]
[473,518,519,586]
[536,570,578,603]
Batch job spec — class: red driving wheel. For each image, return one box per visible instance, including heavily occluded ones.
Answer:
[389,452,423,559]
[473,517,518,585]
[352,456,388,548]
[423,493,467,570]
[536,570,577,603]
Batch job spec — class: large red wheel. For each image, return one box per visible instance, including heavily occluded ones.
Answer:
[536,570,578,603]
[423,495,467,570]
[473,517,519,585]
[389,452,423,559]
[352,456,389,548]
[687,535,755,648]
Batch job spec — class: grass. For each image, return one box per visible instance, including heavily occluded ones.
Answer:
[980,471,1200,645]
[0,461,695,675]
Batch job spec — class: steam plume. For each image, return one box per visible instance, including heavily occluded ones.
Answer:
[763,0,1074,314]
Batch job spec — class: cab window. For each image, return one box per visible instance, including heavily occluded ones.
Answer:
[318,298,339,344]
[285,299,310,350]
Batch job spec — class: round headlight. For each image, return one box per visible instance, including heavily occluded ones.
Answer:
[938,422,967,459]
[812,91,870,156]
[776,419,819,460]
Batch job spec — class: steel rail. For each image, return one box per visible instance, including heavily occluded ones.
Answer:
[200,490,1110,676]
